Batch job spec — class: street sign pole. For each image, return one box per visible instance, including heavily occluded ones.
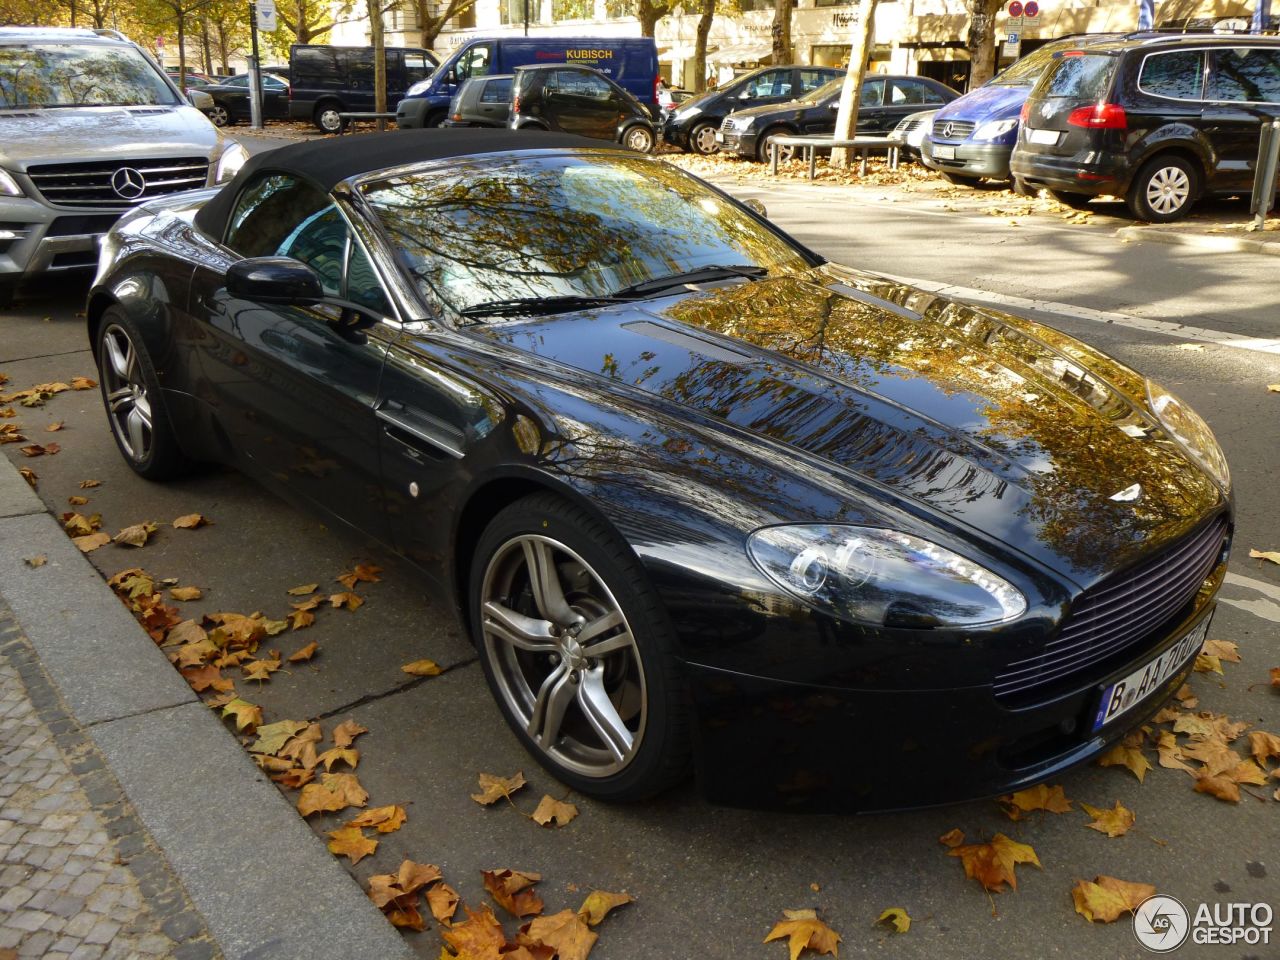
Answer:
[247,1,265,130]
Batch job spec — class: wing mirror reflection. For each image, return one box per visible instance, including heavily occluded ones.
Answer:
[743,198,768,218]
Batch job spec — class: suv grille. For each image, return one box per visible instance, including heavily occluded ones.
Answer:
[932,120,975,142]
[27,157,209,209]
[994,515,1228,700]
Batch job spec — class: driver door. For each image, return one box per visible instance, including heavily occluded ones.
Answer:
[188,172,395,538]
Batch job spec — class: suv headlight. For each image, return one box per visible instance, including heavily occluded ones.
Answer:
[973,118,1018,141]
[1146,380,1230,491]
[0,168,22,197]
[214,142,248,183]
[747,525,1026,628]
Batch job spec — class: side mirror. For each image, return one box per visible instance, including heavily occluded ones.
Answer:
[827,101,839,111]
[738,90,752,101]
[743,198,768,218]
[189,89,213,110]
[227,257,323,305]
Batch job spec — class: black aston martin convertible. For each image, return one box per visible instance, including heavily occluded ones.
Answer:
[87,129,1232,811]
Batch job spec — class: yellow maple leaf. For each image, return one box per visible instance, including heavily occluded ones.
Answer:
[999,783,1072,819]
[248,719,308,755]
[472,771,527,805]
[938,828,965,848]
[443,905,508,959]
[346,804,406,834]
[1249,548,1280,566]
[242,658,281,683]
[1080,800,1135,838]
[531,795,579,828]
[1202,639,1240,663]
[286,640,318,663]
[317,747,359,772]
[287,582,319,595]
[326,826,377,865]
[172,513,211,529]
[402,658,442,677]
[763,908,842,960]
[336,563,382,589]
[948,833,1041,893]
[577,890,634,927]
[1098,743,1152,782]
[329,591,363,611]
[428,882,461,925]
[220,697,262,732]
[520,909,598,960]
[1072,876,1156,923]
[875,907,910,934]
[483,868,544,918]
[332,718,368,748]
[113,521,158,547]
[169,586,202,602]
[1248,731,1280,765]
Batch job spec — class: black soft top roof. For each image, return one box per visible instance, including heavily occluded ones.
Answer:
[194,128,624,239]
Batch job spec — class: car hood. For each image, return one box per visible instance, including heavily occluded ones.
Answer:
[732,98,824,122]
[0,105,221,171]
[479,266,1223,586]
[933,83,1030,124]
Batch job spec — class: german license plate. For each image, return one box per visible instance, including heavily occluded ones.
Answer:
[1028,128,1060,145]
[1092,618,1210,732]
[715,131,725,143]
[933,144,956,159]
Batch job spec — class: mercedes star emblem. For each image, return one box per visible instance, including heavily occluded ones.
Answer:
[941,122,955,139]
[110,166,147,200]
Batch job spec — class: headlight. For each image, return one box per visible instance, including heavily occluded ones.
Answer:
[675,105,702,121]
[973,118,1018,141]
[747,525,1027,628]
[214,142,248,183]
[0,168,22,197]
[737,115,755,130]
[406,79,431,96]
[1146,379,1230,491]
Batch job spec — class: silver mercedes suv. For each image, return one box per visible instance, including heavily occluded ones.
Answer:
[0,27,248,305]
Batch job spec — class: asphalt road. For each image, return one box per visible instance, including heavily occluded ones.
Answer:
[2,157,1279,960]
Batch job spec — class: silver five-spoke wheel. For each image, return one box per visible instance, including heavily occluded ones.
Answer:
[480,534,646,778]
[1144,164,1190,217]
[101,323,153,462]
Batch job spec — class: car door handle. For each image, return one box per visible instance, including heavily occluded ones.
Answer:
[376,402,465,460]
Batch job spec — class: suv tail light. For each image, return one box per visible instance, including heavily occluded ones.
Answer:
[513,91,521,114]
[653,74,660,104]
[1019,102,1030,123]
[1067,103,1127,129]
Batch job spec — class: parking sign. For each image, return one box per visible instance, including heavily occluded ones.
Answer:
[256,0,277,32]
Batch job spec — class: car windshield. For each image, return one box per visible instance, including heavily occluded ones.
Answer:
[991,39,1091,87]
[0,43,178,108]
[363,153,812,316]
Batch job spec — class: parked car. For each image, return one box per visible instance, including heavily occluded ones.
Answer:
[922,35,1119,184]
[166,68,214,95]
[719,75,958,163]
[890,109,940,158]
[510,65,656,152]
[1012,33,1280,221]
[290,44,438,133]
[89,128,1232,811]
[0,26,246,306]
[203,72,290,127]
[440,74,514,128]
[398,37,659,130]
[664,65,844,155]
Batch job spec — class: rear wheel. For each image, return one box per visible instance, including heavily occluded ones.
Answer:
[758,128,795,164]
[207,103,230,127]
[1049,189,1094,209]
[314,101,343,134]
[689,121,719,155]
[471,493,690,801]
[95,307,194,481]
[1127,154,1198,222]
[622,124,655,153]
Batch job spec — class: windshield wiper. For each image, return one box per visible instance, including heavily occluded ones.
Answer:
[458,293,631,319]
[609,264,768,299]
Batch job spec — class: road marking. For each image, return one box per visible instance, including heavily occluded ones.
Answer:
[881,273,1280,357]
[1220,572,1280,623]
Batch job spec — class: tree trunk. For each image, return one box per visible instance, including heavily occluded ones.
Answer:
[636,0,666,39]
[964,0,1001,91]
[295,0,312,43]
[692,0,714,93]
[176,10,187,91]
[829,0,877,167]
[200,17,212,74]
[369,0,386,130]
[770,0,790,65]
[216,22,230,73]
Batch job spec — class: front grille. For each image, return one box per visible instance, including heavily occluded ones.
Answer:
[897,118,924,133]
[994,516,1228,700]
[47,214,122,237]
[932,120,975,142]
[720,115,738,132]
[27,157,209,209]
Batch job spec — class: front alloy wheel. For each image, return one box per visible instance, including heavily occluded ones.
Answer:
[471,495,690,800]
[690,121,719,155]
[622,125,655,154]
[101,323,154,463]
[208,104,230,127]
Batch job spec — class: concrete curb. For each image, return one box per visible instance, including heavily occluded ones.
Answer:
[1116,224,1280,256]
[0,457,414,960]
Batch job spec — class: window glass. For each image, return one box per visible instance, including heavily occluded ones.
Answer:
[1211,48,1280,103]
[1139,51,1204,100]
[799,69,831,93]
[224,75,248,87]
[263,74,288,89]
[276,206,347,296]
[891,79,945,104]
[404,53,430,86]
[0,43,179,107]
[346,50,375,91]
[1044,53,1118,100]
[225,174,331,258]
[456,44,493,82]
[552,70,612,100]
[346,244,393,315]
[745,69,792,99]
[861,78,884,106]
[481,76,512,103]
[291,47,337,86]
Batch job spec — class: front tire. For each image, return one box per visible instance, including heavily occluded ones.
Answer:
[207,103,231,127]
[94,307,194,481]
[757,128,795,164]
[314,101,344,134]
[622,124,655,153]
[1126,154,1199,222]
[689,120,719,155]
[470,493,691,802]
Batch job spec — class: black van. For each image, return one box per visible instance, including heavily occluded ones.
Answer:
[510,64,656,152]
[1011,33,1280,221]
[663,65,844,154]
[288,44,438,132]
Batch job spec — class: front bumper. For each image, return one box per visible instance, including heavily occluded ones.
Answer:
[662,118,690,148]
[1010,147,1128,196]
[0,196,124,284]
[685,585,1220,812]
[922,138,1015,179]
[717,128,758,160]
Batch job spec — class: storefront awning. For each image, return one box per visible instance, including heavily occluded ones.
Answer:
[658,45,697,62]
[705,42,771,64]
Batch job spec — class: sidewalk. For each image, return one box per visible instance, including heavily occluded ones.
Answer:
[1117,216,1280,256]
[0,455,415,960]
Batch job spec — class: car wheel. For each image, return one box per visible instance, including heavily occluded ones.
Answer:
[1048,189,1094,210]
[758,129,795,164]
[689,121,720,155]
[425,110,447,129]
[471,493,691,801]
[314,102,344,134]
[622,124,655,153]
[95,308,194,481]
[939,171,980,186]
[207,103,231,127]
[1127,154,1198,223]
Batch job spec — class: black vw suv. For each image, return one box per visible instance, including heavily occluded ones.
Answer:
[1011,33,1280,221]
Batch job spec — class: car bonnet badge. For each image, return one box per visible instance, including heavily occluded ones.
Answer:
[1109,483,1143,502]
